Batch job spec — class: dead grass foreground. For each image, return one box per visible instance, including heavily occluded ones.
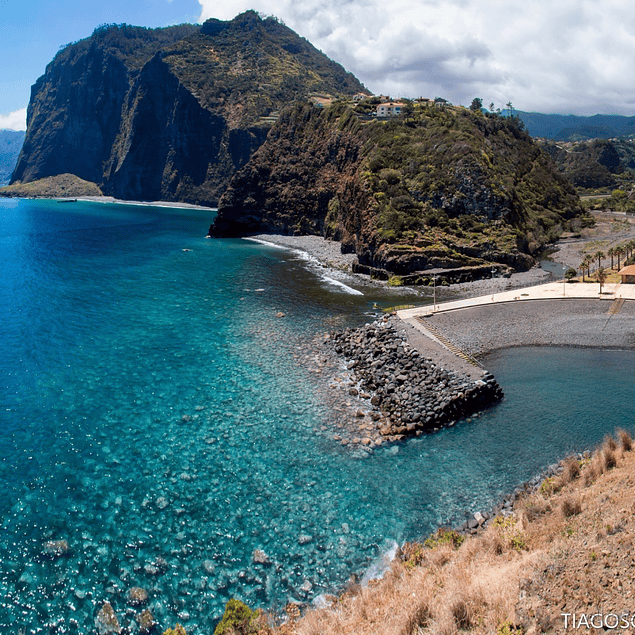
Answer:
[175,429,635,635]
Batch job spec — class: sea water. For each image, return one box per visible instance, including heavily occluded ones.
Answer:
[1,198,634,633]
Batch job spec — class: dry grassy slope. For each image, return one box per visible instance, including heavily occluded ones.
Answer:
[259,431,635,635]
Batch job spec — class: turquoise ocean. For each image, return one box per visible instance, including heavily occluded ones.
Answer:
[1,198,634,633]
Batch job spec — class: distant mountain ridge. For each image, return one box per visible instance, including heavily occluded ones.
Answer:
[0,130,25,186]
[516,111,635,141]
[10,12,367,205]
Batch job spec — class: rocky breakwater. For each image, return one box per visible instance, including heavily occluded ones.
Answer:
[326,318,503,442]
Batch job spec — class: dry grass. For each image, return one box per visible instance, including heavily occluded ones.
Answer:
[562,457,580,483]
[560,496,582,518]
[261,430,635,635]
[617,428,633,452]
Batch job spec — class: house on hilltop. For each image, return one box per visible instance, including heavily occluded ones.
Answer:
[376,101,405,117]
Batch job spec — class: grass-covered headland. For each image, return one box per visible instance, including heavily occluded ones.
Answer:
[213,102,593,283]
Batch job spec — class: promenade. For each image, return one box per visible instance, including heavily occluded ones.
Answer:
[398,280,635,321]
[397,280,635,368]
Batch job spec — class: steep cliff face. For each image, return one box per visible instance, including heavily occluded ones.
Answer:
[213,104,368,238]
[0,130,25,186]
[12,13,367,205]
[213,103,591,277]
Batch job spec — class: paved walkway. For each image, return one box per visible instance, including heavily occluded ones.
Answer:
[397,280,635,365]
[398,281,635,321]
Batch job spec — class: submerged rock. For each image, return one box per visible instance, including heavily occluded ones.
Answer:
[253,549,271,565]
[127,586,149,606]
[95,601,121,634]
[42,540,70,558]
[137,609,157,634]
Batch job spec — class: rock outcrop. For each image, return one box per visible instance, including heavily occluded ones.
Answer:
[12,12,367,205]
[212,102,590,278]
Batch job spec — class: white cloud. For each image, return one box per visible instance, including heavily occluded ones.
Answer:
[0,107,27,131]
[197,0,635,115]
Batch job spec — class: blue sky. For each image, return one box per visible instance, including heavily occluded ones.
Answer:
[3,0,635,130]
[0,0,201,128]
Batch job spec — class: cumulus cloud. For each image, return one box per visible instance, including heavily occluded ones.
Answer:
[0,107,27,131]
[198,0,635,114]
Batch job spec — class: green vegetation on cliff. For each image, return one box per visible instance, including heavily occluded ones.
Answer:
[0,173,103,198]
[213,102,592,276]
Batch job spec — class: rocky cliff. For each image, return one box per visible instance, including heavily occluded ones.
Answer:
[212,102,591,279]
[11,13,367,205]
[0,130,25,186]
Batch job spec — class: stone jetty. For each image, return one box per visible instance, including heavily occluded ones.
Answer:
[326,317,503,442]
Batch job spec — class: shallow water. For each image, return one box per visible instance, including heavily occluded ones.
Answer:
[1,199,633,633]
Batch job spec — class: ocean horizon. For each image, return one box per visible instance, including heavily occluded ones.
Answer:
[1,198,634,633]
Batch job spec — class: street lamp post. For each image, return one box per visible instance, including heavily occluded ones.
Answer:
[491,266,496,301]
[562,264,567,297]
[433,274,436,312]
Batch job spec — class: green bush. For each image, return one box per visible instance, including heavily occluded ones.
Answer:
[214,599,260,635]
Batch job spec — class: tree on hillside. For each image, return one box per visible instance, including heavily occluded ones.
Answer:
[594,250,605,270]
[580,255,592,281]
[470,97,483,112]
[401,99,415,122]
[616,245,625,269]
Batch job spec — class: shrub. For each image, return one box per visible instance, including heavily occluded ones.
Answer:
[387,275,404,287]
[618,429,633,451]
[604,448,617,470]
[214,599,261,635]
[604,435,617,452]
[401,542,426,569]
[451,598,472,630]
[561,497,582,518]
[562,457,580,482]
[403,600,432,634]
[493,517,528,552]
[423,527,465,550]
[497,621,525,635]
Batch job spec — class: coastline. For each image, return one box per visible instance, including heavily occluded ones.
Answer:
[245,233,553,300]
[74,196,218,212]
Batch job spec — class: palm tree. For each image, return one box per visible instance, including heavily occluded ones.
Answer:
[597,267,607,294]
[594,250,605,270]
[580,255,592,281]
[608,247,615,270]
[616,245,625,270]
